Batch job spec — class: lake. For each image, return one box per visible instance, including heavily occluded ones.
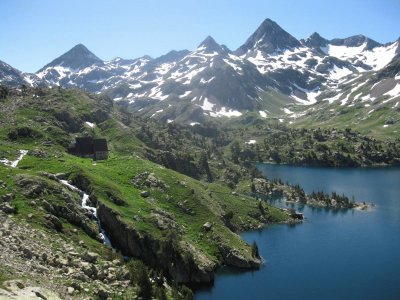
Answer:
[195,164,400,300]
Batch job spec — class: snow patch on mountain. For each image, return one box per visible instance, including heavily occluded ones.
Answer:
[179,91,192,98]
[151,109,164,118]
[223,59,243,73]
[329,66,353,80]
[85,121,95,128]
[322,41,398,71]
[209,107,242,117]
[200,77,215,84]
[384,83,400,97]
[245,140,257,144]
[200,98,215,111]
[283,108,293,114]
[259,110,267,118]
[148,87,168,100]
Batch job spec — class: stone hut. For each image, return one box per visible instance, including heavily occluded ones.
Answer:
[68,137,109,160]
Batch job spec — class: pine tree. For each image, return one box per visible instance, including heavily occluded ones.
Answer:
[251,241,260,258]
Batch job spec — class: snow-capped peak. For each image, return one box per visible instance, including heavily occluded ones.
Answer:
[37,43,103,72]
[236,18,301,55]
[197,36,226,54]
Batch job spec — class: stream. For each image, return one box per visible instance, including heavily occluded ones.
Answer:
[0,150,28,168]
[59,179,112,246]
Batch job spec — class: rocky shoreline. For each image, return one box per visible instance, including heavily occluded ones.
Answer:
[252,178,372,210]
[97,201,263,286]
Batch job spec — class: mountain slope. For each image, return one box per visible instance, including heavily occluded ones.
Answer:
[0,60,38,86]
[1,18,399,126]
[0,87,293,297]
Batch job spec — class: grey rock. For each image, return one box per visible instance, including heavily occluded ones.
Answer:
[55,173,68,180]
[111,259,122,266]
[22,248,33,259]
[202,222,212,231]
[0,203,15,214]
[81,261,98,278]
[81,251,98,263]
[97,287,109,300]
[45,214,63,232]
[67,286,75,295]
[1,193,14,202]
[41,253,48,262]
[140,190,150,198]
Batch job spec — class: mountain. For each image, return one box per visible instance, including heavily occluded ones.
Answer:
[0,60,37,86]
[330,35,381,50]
[38,43,103,71]
[302,32,329,48]
[1,18,399,126]
[236,18,301,55]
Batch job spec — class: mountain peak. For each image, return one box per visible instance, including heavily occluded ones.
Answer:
[258,18,281,31]
[37,43,103,72]
[330,35,381,50]
[303,32,329,48]
[197,36,224,53]
[71,43,89,51]
[236,18,300,55]
[153,50,190,65]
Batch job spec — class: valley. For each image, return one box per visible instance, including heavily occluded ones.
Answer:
[0,16,399,300]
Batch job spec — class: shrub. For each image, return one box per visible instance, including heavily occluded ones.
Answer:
[126,260,152,299]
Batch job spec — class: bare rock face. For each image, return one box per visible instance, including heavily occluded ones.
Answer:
[151,209,185,233]
[45,214,63,232]
[218,245,261,269]
[132,172,168,191]
[97,202,216,284]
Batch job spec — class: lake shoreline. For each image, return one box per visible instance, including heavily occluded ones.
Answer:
[195,164,400,300]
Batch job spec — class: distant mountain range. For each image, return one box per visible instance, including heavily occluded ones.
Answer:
[1,18,399,125]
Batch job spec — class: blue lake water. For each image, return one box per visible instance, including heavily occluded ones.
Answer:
[195,164,400,300]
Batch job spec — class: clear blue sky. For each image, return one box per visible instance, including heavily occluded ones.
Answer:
[1,0,399,73]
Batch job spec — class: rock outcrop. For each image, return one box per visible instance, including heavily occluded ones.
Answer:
[97,202,216,284]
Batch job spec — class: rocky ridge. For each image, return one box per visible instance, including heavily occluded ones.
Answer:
[1,19,399,124]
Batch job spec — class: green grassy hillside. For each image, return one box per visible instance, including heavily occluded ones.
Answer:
[0,87,288,299]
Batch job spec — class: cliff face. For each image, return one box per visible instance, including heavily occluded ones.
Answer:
[66,165,266,286]
[97,202,216,284]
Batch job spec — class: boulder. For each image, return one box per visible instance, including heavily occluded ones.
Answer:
[22,248,33,259]
[67,286,75,295]
[1,193,14,202]
[55,173,68,180]
[81,251,99,263]
[97,287,109,300]
[140,190,150,198]
[0,203,16,214]
[45,214,63,232]
[80,261,98,277]
[202,222,213,231]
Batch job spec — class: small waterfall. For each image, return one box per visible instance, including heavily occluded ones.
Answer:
[0,150,28,168]
[59,179,112,246]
